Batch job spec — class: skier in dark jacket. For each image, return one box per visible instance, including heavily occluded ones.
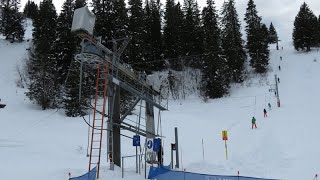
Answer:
[263,109,267,118]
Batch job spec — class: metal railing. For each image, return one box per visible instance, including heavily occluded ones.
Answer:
[121,154,145,178]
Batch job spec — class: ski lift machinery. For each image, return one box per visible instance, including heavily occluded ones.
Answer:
[70,6,168,178]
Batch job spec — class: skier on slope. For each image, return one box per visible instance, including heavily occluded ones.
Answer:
[268,103,271,110]
[252,117,257,129]
[263,109,267,118]
[0,99,6,108]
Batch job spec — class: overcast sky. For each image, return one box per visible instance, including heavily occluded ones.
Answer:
[21,0,320,44]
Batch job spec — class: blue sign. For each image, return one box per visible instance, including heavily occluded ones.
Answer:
[147,139,153,149]
[153,138,161,152]
[133,135,140,146]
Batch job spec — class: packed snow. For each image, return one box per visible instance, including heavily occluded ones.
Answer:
[1,20,320,180]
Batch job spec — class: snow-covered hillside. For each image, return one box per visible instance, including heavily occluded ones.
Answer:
[1,21,320,180]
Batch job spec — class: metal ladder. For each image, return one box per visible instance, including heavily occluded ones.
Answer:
[88,63,109,179]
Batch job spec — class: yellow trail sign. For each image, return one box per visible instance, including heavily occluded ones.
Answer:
[222,130,228,140]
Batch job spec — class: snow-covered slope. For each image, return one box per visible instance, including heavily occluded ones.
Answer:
[159,46,320,180]
[1,20,320,180]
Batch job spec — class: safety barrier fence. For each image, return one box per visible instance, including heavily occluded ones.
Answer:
[69,166,97,180]
[148,165,279,180]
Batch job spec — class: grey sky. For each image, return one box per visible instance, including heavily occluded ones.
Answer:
[21,0,320,43]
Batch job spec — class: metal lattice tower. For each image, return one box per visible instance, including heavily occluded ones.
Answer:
[71,6,167,177]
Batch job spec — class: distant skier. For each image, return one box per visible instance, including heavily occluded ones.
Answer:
[280,56,282,60]
[268,103,271,110]
[263,109,267,117]
[0,98,6,108]
[278,77,280,83]
[252,117,257,129]
[279,65,281,71]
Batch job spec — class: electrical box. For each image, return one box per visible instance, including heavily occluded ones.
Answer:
[71,6,96,35]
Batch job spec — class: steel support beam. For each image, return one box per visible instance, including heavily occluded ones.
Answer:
[120,98,141,122]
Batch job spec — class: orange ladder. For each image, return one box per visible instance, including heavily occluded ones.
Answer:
[88,63,109,178]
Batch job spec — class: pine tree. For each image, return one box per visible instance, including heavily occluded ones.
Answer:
[112,0,128,39]
[23,0,38,20]
[163,0,184,70]
[112,0,129,65]
[244,0,260,68]
[268,22,278,44]
[0,0,25,42]
[200,0,229,98]
[25,0,58,110]
[174,2,185,59]
[181,0,203,67]
[12,0,25,41]
[54,0,78,86]
[0,1,10,35]
[109,0,135,115]
[64,60,94,117]
[126,0,145,69]
[64,60,82,117]
[143,0,163,72]
[202,0,220,57]
[74,0,86,9]
[244,0,268,73]
[143,1,153,71]
[163,0,175,61]
[318,15,320,46]
[292,2,318,51]
[23,0,31,15]
[92,0,114,44]
[256,23,270,73]
[221,0,246,83]
[51,0,87,115]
